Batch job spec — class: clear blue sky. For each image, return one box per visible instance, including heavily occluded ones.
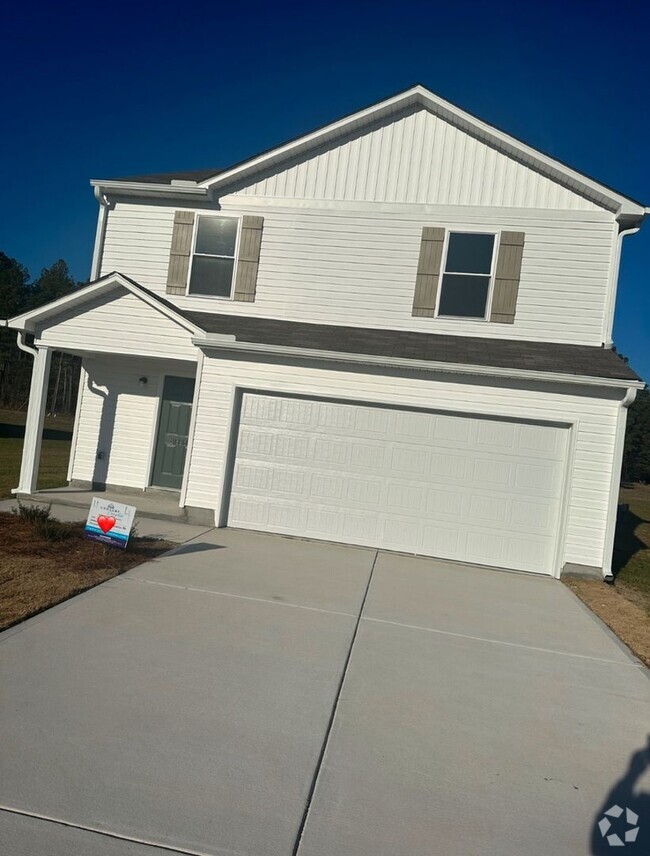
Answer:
[2,0,648,378]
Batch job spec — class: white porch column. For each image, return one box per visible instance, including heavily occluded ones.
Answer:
[13,346,52,495]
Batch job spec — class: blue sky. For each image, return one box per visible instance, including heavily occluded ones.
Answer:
[2,0,648,377]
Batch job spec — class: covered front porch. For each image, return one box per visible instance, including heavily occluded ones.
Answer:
[5,273,208,522]
[14,484,213,524]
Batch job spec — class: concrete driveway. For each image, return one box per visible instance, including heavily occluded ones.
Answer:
[1,529,648,855]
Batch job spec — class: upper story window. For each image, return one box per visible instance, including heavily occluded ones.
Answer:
[437,232,496,319]
[188,215,239,297]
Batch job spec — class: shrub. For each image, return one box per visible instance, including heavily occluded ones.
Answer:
[14,501,52,523]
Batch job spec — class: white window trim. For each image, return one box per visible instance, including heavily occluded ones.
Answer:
[434,229,501,321]
[186,213,242,300]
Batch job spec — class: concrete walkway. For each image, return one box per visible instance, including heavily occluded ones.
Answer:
[0,529,648,855]
[0,497,210,543]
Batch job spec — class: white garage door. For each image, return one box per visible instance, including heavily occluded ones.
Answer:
[228,393,569,575]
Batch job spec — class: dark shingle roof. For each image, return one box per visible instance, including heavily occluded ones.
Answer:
[181,311,640,382]
[109,167,223,184]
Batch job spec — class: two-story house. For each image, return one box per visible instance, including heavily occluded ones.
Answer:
[6,85,646,580]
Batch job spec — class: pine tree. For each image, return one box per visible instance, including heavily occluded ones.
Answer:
[29,259,77,308]
[623,389,650,483]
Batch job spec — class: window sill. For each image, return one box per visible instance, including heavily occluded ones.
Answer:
[435,314,491,322]
[185,292,235,301]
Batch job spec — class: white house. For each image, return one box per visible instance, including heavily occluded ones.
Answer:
[6,85,647,579]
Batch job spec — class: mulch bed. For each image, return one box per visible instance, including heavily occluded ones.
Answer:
[0,512,174,631]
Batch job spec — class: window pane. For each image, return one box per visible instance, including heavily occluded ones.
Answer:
[438,274,490,318]
[189,256,234,297]
[445,233,494,274]
[195,216,238,256]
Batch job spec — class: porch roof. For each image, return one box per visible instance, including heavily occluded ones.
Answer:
[185,311,642,384]
[5,272,202,337]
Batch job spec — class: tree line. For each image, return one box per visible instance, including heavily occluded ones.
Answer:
[623,388,650,484]
[0,252,83,415]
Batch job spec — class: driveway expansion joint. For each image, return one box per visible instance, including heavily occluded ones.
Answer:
[118,576,358,618]
[0,806,242,856]
[361,616,644,666]
[292,549,379,856]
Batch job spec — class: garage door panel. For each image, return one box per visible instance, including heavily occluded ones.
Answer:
[229,394,568,575]
[342,511,379,543]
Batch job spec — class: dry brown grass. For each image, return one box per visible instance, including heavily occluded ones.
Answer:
[0,512,174,631]
[564,577,650,668]
[563,484,650,667]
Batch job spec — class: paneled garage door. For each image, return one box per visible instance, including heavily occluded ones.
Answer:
[228,393,569,575]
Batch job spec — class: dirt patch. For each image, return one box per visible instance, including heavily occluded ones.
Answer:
[564,576,650,668]
[0,512,174,631]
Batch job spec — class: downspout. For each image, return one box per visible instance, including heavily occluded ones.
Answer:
[602,387,638,581]
[16,330,38,357]
[603,223,641,347]
[90,187,111,281]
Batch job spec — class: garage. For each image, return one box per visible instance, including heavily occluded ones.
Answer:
[228,392,570,575]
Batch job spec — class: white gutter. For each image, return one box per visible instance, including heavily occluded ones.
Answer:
[16,330,38,357]
[192,335,645,391]
[90,179,209,199]
[602,387,638,581]
[603,223,641,347]
[90,188,111,281]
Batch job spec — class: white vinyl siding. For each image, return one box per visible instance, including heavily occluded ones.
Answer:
[184,355,621,572]
[101,201,617,346]
[71,355,195,489]
[233,108,603,210]
[36,286,197,361]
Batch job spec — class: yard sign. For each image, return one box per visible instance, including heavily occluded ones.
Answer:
[85,497,136,549]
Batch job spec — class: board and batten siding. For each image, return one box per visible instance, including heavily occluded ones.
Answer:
[184,354,621,571]
[232,108,603,210]
[100,200,617,347]
[35,286,197,361]
[70,355,195,489]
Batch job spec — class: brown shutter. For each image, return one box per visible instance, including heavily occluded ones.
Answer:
[412,227,445,317]
[166,211,195,295]
[233,215,264,302]
[490,231,525,324]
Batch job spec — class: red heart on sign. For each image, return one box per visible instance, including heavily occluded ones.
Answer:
[97,515,116,534]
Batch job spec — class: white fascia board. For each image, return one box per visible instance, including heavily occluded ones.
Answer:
[8,279,114,330]
[198,88,421,191]
[192,335,645,391]
[89,179,209,200]
[199,84,645,219]
[8,273,203,337]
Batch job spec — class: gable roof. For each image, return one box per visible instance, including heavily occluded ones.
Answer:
[5,272,203,336]
[93,84,646,220]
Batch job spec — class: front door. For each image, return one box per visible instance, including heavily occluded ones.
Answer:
[151,376,195,489]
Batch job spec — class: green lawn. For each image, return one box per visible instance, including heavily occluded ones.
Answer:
[0,409,73,500]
